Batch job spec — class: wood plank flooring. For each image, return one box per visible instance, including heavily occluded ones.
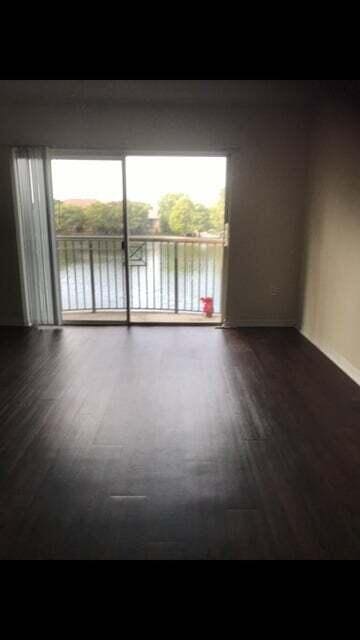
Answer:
[0,325,360,559]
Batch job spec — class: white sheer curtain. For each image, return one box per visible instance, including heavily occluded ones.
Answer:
[13,148,59,325]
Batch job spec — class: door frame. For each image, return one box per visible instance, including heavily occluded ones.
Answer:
[46,148,232,326]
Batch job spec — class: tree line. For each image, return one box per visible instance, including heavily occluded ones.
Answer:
[54,190,225,236]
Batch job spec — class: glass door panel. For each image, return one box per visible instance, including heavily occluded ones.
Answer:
[125,156,227,324]
[50,157,128,323]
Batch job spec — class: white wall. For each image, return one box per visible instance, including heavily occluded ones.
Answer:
[299,104,360,385]
[226,115,309,325]
[0,91,311,326]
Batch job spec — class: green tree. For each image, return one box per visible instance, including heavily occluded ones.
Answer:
[53,200,63,230]
[209,188,225,233]
[56,205,86,234]
[85,201,122,234]
[54,199,152,235]
[158,193,186,234]
[158,193,212,236]
[85,200,151,235]
[127,201,151,234]
[168,196,197,235]
[193,203,211,233]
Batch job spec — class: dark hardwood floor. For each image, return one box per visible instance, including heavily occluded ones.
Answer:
[1,325,360,560]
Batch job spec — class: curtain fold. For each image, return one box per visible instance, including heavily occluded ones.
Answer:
[13,148,56,325]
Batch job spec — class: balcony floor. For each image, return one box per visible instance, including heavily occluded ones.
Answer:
[62,310,222,324]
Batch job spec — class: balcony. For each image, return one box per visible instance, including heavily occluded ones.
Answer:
[56,235,223,323]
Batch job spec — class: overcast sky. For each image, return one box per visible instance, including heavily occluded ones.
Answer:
[51,156,226,208]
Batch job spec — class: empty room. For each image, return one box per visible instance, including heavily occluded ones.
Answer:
[1,79,360,560]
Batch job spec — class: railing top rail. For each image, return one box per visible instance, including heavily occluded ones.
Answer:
[56,234,224,245]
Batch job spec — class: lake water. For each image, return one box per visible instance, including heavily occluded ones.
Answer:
[57,238,223,314]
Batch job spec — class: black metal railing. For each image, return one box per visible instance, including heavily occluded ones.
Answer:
[56,235,223,314]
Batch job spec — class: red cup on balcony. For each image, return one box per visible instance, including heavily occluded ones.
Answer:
[200,297,214,317]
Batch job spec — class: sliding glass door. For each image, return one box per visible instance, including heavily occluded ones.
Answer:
[14,149,228,326]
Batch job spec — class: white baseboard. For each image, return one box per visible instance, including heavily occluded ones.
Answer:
[223,318,296,328]
[299,328,360,387]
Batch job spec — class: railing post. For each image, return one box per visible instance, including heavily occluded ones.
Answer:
[89,240,96,313]
[174,241,179,314]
